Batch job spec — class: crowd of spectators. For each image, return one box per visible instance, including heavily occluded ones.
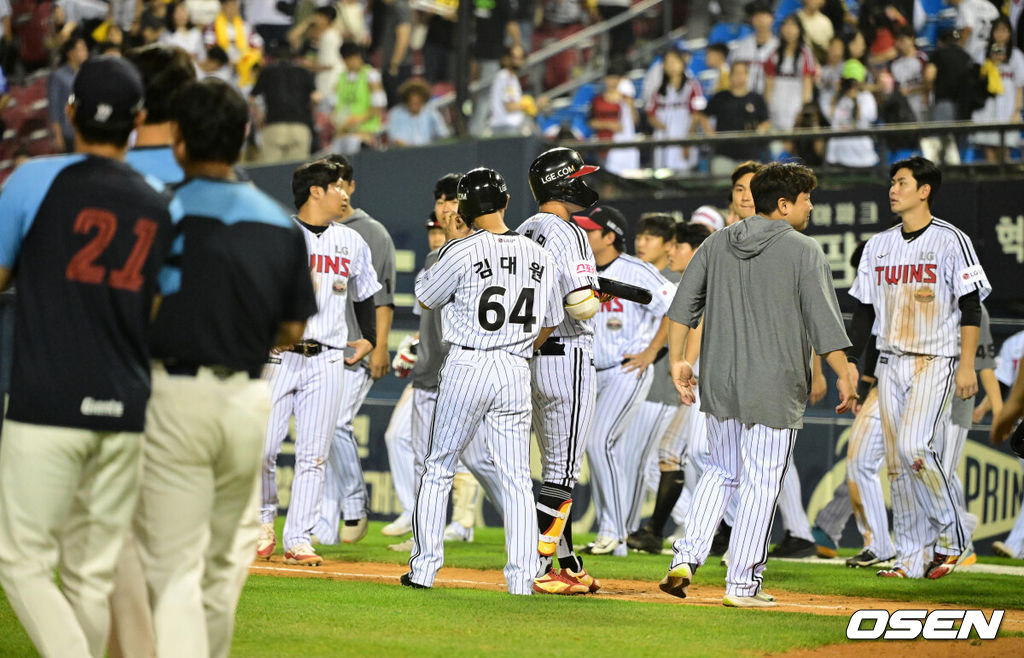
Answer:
[0,0,1021,171]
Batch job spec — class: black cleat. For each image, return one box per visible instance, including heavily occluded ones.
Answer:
[400,572,430,589]
[709,522,732,556]
[845,549,891,568]
[768,531,817,558]
[626,527,664,554]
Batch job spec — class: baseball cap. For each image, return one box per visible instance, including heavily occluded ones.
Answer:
[691,205,725,232]
[572,204,626,238]
[841,59,867,82]
[425,212,442,229]
[70,56,145,126]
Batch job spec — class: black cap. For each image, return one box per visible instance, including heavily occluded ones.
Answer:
[70,57,145,126]
[572,204,625,238]
[457,168,509,224]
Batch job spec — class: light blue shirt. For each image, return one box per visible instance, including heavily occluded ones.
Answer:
[386,103,449,147]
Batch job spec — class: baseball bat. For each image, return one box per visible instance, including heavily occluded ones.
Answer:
[597,276,653,305]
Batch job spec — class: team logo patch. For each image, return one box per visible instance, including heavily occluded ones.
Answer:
[914,287,935,303]
[332,278,348,295]
[958,265,987,286]
[575,261,595,274]
[606,317,623,331]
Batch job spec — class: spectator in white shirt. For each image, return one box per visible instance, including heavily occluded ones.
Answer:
[288,5,343,112]
[162,1,206,61]
[729,1,779,96]
[825,64,879,168]
[488,45,528,136]
[386,78,450,147]
[952,0,1001,63]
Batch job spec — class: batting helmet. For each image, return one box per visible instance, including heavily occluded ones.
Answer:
[457,167,509,224]
[528,147,600,209]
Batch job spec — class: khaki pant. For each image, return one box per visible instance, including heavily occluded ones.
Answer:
[0,420,143,658]
[134,365,271,658]
[260,123,312,164]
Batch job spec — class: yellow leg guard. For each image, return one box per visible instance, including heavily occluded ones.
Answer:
[537,500,572,556]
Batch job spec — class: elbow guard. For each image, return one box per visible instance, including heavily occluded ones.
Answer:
[565,289,599,321]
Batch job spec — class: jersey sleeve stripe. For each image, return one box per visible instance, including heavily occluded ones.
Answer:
[932,221,978,267]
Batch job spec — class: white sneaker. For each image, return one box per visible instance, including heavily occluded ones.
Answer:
[256,522,276,559]
[381,512,413,537]
[443,522,474,542]
[388,538,415,552]
[341,517,368,544]
[583,536,619,555]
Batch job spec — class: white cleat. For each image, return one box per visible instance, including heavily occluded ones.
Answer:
[381,512,413,537]
[443,522,474,542]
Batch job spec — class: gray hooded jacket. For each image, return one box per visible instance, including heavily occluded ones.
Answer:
[667,216,850,429]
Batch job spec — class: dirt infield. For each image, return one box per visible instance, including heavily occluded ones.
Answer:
[250,557,1024,653]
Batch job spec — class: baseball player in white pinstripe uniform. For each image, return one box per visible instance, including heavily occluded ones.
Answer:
[259,160,380,565]
[518,148,604,595]
[381,214,448,538]
[317,154,397,546]
[660,163,857,607]
[623,214,681,544]
[847,157,990,580]
[403,168,562,594]
[573,205,674,555]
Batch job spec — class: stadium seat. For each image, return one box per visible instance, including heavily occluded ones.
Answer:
[707,22,753,46]
[772,0,802,31]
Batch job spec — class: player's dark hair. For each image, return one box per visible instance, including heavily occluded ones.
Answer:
[60,33,86,63]
[340,42,363,60]
[751,162,817,216]
[707,42,729,59]
[889,156,941,205]
[636,214,676,242]
[125,44,196,124]
[207,45,229,65]
[676,222,712,248]
[326,154,354,182]
[314,5,338,22]
[292,159,343,209]
[603,229,625,253]
[730,160,763,185]
[172,78,249,165]
[434,172,462,200]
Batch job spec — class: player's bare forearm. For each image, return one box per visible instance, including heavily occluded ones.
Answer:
[992,365,1024,443]
[979,369,1002,422]
[623,317,668,375]
[369,305,394,379]
[668,319,690,366]
[684,319,703,365]
[534,326,556,352]
[809,353,827,405]
[956,325,980,399]
[823,349,857,414]
[275,320,306,350]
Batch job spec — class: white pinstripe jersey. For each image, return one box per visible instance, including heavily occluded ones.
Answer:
[995,330,1024,387]
[517,212,598,345]
[297,220,381,347]
[414,230,563,358]
[849,217,991,358]
[593,254,674,369]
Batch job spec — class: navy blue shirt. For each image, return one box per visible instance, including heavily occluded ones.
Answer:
[148,178,316,374]
[0,154,179,432]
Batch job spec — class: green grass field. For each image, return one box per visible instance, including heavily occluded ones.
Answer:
[1,521,1022,656]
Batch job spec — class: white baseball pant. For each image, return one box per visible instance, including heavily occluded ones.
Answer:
[586,366,653,542]
[777,456,814,542]
[531,348,597,488]
[384,383,416,517]
[0,421,142,658]
[408,348,538,594]
[671,417,796,597]
[998,459,1024,558]
[845,388,895,558]
[879,353,965,577]
[261,350,347,550]
[626,400,676,533]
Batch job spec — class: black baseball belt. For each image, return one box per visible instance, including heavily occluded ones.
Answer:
[289,340,337,357]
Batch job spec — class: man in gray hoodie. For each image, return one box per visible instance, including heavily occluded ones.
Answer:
[657,162,858,607]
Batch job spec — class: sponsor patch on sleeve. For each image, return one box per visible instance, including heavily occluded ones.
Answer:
[958,265,988,286]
